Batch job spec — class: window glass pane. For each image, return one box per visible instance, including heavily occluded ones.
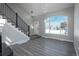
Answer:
[45,16,68,35]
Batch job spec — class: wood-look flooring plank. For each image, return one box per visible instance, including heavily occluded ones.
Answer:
[11,37,76,56]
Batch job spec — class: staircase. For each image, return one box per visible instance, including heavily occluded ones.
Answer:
[0,3,30,45]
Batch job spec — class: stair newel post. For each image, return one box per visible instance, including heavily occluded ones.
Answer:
[16,13,18,28]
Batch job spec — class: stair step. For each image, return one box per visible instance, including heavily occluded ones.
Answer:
[0,15,3,19]
[7,20,12,23]
[11,23,15,26]
[2,16,7,19]
[17,28,21,30]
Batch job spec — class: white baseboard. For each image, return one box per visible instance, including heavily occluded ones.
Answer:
[42,35,73,42]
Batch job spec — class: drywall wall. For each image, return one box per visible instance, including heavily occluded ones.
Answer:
[74,4,79,56]
[33,7,74,42]
[2,22,30,45]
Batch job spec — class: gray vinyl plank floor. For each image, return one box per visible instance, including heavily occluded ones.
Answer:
[11,37,76,56]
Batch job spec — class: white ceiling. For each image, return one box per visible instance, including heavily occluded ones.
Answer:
[18,3,74,16]
[8,3,74,16]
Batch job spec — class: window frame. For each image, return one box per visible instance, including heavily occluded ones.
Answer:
[44,16,68,35]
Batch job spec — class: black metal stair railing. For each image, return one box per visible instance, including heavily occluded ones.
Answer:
[17,15,29,35]
[0,3,30,36]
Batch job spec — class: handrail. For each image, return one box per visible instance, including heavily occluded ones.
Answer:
[16,13,18,27]
[0,3,30,36]
[5,3,16,14]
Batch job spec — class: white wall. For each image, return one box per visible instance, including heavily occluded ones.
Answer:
[2,22,30,45]
[33,7,74,42]
[74,4,79,56]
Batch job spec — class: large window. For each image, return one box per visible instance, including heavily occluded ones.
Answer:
[44,16,68,35]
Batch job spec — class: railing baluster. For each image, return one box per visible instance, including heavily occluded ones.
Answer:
[28,25,30,36]
[16,13,18,28]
